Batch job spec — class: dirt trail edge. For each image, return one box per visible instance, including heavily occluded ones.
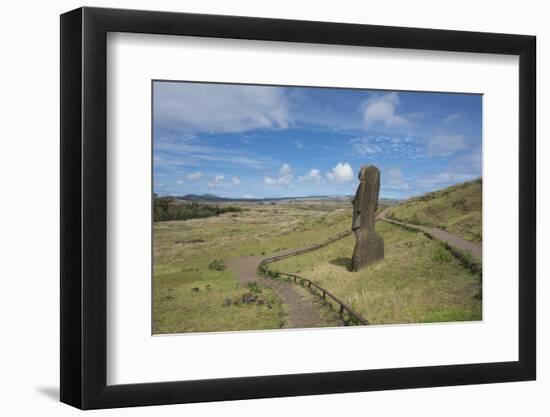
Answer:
[377,207,482,259]
[225,256,331,329]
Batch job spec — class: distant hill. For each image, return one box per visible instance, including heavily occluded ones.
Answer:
[379,198,402,207]
[385,178,482,242]
[178,194,234,202]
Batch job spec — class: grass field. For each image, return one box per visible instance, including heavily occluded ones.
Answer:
[153,197,482,333]
[385,179,482,242]
[153,201,354,334]
[270,220,481,325]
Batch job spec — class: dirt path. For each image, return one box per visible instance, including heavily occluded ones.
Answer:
[225,256,330,329]
[377,207,482,259]
[225,208,480,329]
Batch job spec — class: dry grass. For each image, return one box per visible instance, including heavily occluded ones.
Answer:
[153,202,352,334]
[386,178,482,242]
[154,198,481,333]
[271,221,482,325]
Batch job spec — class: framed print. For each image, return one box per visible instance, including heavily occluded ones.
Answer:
[60,7,536,409]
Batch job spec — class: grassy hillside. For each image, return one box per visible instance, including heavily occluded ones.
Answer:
[385,178,482,242]
[270,221,482,325]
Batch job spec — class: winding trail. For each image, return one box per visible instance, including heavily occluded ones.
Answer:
[225,256,329,328]
[226,206,481,328]
[377,207,482,259]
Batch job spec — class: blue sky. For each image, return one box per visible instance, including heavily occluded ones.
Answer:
[153,81,482,199]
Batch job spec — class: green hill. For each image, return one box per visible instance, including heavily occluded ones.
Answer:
[385,178,482,242]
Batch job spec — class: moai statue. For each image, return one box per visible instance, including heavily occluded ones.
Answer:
[351,165,384,271]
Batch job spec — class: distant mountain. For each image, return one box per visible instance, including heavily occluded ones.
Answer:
[178,194,231,202]
[379,198,402,206]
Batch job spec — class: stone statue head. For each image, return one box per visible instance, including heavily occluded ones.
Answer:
[358,165,368,182]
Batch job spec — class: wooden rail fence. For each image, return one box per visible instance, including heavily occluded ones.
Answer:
[262,230,352,264]
[381,218,482,276]
[258,230,369,326]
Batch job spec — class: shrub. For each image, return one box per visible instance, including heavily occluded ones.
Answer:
[247,281,262,293]
[267,270,280,278]
[407,213,421,225]
[208,259,226,271]
[153,199,242,222]
[432,244,452,263]
[466,230,482,242]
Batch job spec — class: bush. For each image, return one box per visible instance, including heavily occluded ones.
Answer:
[153,199,242,222]
[466,230,482,242]
[208,259,226,271]
[407,213,421,225]
[432,244,452,263]
[247,281,262,293]
[266,269,280,278]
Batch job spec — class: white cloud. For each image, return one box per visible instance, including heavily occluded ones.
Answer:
[264,164,294,186]
[187,171,203,180]
[350,137,383,155]
[154,136,277,171]
[326,163,354,183]
[293,140,306,149]
[207,175,224,187]
[349,134,425,160]
[415,172,477,189]
[415,147,481,190]
[443,112,463,123]
[176,179,185,185]
[278,164,293,185]
[387,168,404,186]
[383,167,411,192]
[232,177,241,185]
[450,146,481,173]
[361,92,408,129]
[242,194,254,199]
[298,169,321,183]
[427,132,468,157]
[154,82,291,133]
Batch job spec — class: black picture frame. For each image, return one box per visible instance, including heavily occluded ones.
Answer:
[60,6,536,410]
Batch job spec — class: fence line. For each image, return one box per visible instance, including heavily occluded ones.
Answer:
[258,230,369,326]
[380,218,482,276]
[262,230,352,264]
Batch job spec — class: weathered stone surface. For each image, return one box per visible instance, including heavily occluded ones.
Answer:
[351,165,384,271]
